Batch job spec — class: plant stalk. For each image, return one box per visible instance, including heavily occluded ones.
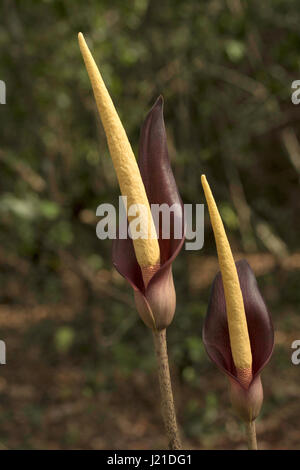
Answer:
[246,421,258,450]
[152,328,181,450]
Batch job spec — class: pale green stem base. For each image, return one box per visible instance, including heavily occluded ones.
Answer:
[246,421,258,450]
[152,329,182,450]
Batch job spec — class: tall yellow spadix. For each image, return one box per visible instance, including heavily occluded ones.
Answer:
[201,175,252,387]
[78,33,160,280]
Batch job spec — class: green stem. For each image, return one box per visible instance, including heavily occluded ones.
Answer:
[246,421,258,450]
[152,328,182,450]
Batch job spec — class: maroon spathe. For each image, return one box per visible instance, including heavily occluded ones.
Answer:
[112,96,185,330]
[203,260,274,388]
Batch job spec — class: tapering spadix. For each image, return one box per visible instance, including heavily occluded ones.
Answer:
[78,32,160,280]
[201,175,252,387]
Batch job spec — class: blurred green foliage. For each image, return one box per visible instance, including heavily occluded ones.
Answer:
[0,0,299,449]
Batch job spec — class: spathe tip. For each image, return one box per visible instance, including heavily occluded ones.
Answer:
[151,95,164,112]
[156,95,164,105]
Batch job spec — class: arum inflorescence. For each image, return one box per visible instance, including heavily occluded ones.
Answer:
[201,175,274,449]
[113,97,185,332]
[78,33,184,449]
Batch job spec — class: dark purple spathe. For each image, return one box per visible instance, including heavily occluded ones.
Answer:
[112,96,185,330]
[203,259,274,387]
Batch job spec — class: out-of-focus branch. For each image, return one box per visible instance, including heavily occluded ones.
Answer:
[0,149,46,192]
[281,127,300,179]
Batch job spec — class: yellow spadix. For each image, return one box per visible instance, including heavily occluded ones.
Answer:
[78,33,160,277]
[201,175,252,385]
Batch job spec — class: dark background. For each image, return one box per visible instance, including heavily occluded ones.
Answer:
[0,0,299,449]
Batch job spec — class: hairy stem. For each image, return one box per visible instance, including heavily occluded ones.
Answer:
[152,328,181,450]
[246,421,258,450]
